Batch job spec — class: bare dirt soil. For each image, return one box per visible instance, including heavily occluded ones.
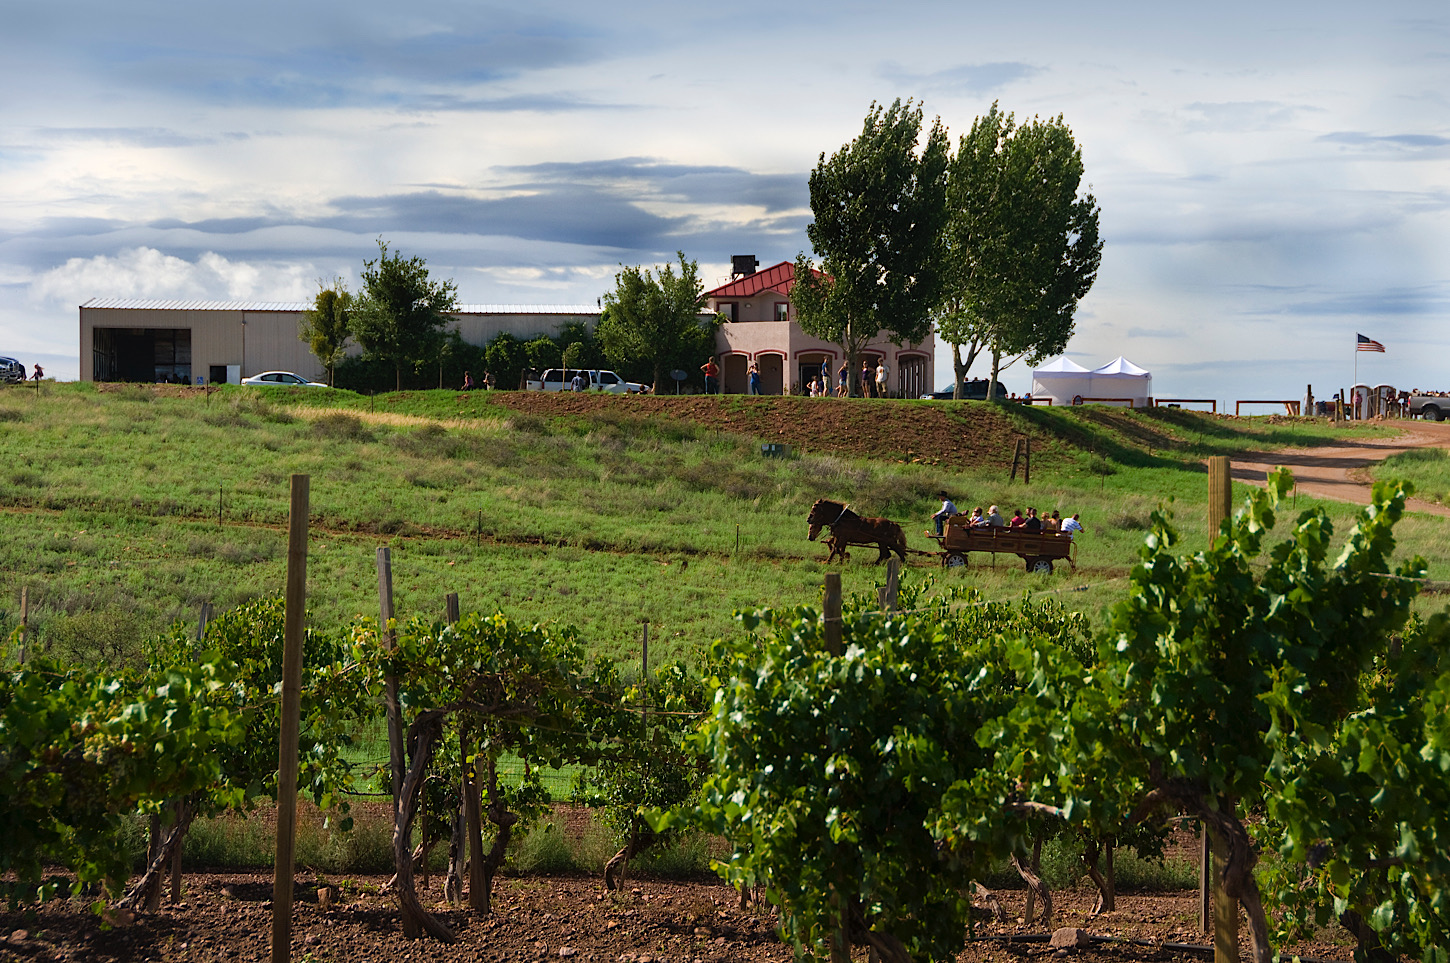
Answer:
[1233,421,1450,516]
[494,393,1025,469]
[0,873,1354,963]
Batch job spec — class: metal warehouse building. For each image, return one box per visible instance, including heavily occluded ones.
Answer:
[78,299,599,384]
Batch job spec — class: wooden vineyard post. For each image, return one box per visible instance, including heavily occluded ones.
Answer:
[377,548,405,809]
[1208,456,1232,540]
[877,558,901,611]
[1009,437,1025,481]
[1024,436,1031,486]
[272,474,309,963]
[641,621,650,731]
[17,586,27,664]
[820,574,848,963]
[823,573,842,656]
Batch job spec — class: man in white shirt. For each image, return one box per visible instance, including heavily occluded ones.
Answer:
[1060,513,1085,539]
[931,492,958,536]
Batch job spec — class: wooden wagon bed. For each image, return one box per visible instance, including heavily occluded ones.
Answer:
[926,518,1077,573]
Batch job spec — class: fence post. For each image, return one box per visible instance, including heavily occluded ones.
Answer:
[641,621,650,732]
[17,586,28,664]
[377,549,406,809]
[1207,456,1232,539]
[1024,436,1031,486]
[272,474,309,963]
[823,573,842,656]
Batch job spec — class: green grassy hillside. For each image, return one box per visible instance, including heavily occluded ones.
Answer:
[1,382,1440,668]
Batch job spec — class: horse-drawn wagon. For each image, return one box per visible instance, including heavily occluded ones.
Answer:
[927,517,1076,573]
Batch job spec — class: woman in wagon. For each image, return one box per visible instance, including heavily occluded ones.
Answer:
[1008,509,1025,529]
[930,491,959,536]
[967,507,989,528]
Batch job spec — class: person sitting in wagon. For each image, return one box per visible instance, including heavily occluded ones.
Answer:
[967,507,989,527]
[1008,509,1025,529]
[1060,513,1085,539]
[931,491,959,536]
[985,505,1004,527]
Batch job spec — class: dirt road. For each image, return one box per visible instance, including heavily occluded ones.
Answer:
[1233,421,1450,517]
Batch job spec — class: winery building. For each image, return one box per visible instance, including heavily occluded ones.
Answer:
[78,299,599,384]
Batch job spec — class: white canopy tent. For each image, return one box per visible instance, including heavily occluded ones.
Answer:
[1031,356,1153,407]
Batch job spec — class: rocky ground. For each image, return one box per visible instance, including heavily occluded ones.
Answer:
[0,873,1355,963]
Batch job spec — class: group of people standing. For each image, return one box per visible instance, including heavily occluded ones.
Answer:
[931,492,1084,539]
[804,359,890,398]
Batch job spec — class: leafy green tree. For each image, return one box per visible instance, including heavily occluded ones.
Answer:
[484,333,527,390]
[0,652,239,905]
[792,100,949,396]
[352,610,640,940]
[679,586,1098,963]
[1052,471,1422,963]
[353,239,458,391]
[524,336,560,375]
[935,103,1101,398]
[597,252,713,392]
[298,279,353,387]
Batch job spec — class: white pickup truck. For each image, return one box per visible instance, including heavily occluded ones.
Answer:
[524,368,647,394]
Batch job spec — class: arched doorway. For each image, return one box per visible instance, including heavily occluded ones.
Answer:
[898,354,928,400]
[757,353,784,395]
[721,354,749,394]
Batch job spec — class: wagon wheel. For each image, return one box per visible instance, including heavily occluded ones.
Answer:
[1027,557,1054,574]
[942,552,968,571]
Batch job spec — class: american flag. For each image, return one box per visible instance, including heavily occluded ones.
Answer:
[1356,333,1385,353]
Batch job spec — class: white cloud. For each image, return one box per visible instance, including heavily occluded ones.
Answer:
[28,248,320,305]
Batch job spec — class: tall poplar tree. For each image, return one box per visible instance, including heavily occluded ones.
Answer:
[935,104,1101,399]
[792,100,949,396]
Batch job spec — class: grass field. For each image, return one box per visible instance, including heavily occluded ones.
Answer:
[1,381,1442,669]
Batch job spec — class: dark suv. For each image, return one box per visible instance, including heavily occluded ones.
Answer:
[0,357,26,384]
[919,378,1009,401]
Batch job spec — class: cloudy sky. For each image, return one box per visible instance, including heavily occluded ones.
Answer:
[3,0,1447,400]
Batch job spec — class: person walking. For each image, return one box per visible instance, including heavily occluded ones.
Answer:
[875,360,889,399]
[837,362,849,398]
[701,357,720,395]
[748,362,761,396]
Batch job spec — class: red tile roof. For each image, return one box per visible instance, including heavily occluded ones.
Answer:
[704,260,811,299]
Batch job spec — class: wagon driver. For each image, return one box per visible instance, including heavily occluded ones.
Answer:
[931,491,959,536]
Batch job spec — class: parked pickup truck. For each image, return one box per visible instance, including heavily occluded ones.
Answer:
[524,368,647,394]
[1408,394,1450,421]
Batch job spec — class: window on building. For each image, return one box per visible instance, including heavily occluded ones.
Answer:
[720,302,738,323]
[774,302,789,322]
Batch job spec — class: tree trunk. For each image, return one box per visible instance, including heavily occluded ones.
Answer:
[603,822,658,890]
[120,798,195,910]
[1082,835,1115,913]
[1339,909,1396,963]
[444,804,464,906]
[1012,848,1051,929]
[973,882,1007,922]
[989,347,1003,404]
[392,713,456,942]
[477,753,518,915]
[461,729,487,913]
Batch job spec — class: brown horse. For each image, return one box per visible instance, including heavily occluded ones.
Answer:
[807,499,908,564]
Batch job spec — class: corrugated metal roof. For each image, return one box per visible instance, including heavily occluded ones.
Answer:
[454,304,598,315]
[80,298,309,311]
[79,298,599,315]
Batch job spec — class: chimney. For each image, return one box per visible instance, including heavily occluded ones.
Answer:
[731,255,759,279]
